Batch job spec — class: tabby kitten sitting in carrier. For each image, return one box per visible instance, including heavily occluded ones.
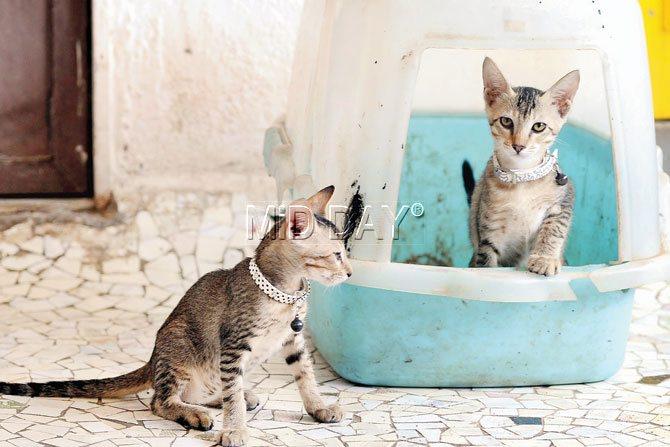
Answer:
[0,186,352,447]
[464,57,579,276]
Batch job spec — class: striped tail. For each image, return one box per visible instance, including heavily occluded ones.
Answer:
[0,364,151,398]
[462,160,476,206]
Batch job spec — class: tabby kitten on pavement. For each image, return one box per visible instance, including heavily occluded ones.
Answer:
[464,57,579,276]
[0,186,353,447]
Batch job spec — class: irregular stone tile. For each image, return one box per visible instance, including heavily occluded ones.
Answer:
[109,284,144,297]
[18,271,38,284]
[509,416,542,425]
[54,258,82,276]
[79,265,101,282]
[144,254,181,288]
[115,297,156,313]
[18,237,43,255]
[63,409,99,423]
[2,255,45,271]
[481,398,524,409]
[79,420,122,433]
[17,429,56,443]
[0,272,19,287]
[145,254,179,273]
[196,261,221,276]
[135,211,160,239]
[638,374,670,385]
[75,296,119,313]
[43,438,86,447]
[63,244,86,261]
[27,259,53,274]
[37,278,83,292]
[43,237,65,260]
[138,238,171,262]
[201,207,233,228]
[102,257,141,274]
[79,282,113,294]
[0,420,32,433]
[170,232,197,256]
[9,297,55,312]
[227,230,250,250]
[223,249,244,269]
[41,267,76,280]
[3,222,33,244]
[172,437,214,447]
[142,420,185,430]
[100,273,149,286]
[195,236,226,263]
[0,242,20,257]
[358,411,391,424]
[48,294,79,309]
[178,255,198,280]
[21,398,72,417]
[300,428,339,441]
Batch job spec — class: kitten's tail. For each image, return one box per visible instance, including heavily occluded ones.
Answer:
[462,160,475,206]
[0,364,151,398]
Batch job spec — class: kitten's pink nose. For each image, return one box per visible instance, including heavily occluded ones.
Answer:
[512,144,525,154]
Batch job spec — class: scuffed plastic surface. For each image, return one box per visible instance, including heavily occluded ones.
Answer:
[309,280,634,387]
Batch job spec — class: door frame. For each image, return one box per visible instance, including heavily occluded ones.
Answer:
[0,0,112,210]
[0,0,94,199]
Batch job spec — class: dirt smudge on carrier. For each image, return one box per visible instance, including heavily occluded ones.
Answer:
[402,252,453,267]
[342,183,364,249]
[401,239,454,267]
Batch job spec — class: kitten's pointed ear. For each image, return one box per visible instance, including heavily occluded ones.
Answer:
[547,70,580,118]
[483,57,511,106]
[305,185,335,215]
[285,199,314,240]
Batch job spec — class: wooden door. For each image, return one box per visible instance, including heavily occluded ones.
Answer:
[0,0,91,197]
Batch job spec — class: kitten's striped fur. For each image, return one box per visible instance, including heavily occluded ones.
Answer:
[0,186,352,447]
[466,58,579,276]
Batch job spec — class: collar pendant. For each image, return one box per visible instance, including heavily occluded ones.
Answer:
[290,315,304,332]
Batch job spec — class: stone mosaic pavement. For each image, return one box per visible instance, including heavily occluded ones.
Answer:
[0,191,667,447]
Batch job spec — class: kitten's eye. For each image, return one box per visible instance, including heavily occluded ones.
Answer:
[334,252,342,262]
[532,122,547,133]
[499,116,513,129]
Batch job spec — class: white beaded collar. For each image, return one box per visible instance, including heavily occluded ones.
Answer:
[248,258,310,305]
[493,150,558,184]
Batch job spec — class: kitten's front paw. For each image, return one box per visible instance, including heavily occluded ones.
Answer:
[473,250,497,267]
[310,403,343,423]
[527,255,561,276]
[175,409,213,431]
[218,428,249,446]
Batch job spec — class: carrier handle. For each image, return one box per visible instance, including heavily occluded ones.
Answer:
[346,254,670,302]
[590,253,670,293]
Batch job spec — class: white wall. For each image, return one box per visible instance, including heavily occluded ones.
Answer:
[94,0,304,195]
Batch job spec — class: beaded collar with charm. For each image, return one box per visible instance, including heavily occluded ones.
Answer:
[248,258,311,332]
[493,149,559,184]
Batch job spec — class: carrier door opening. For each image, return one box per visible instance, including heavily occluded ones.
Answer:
[392,48,617,268]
